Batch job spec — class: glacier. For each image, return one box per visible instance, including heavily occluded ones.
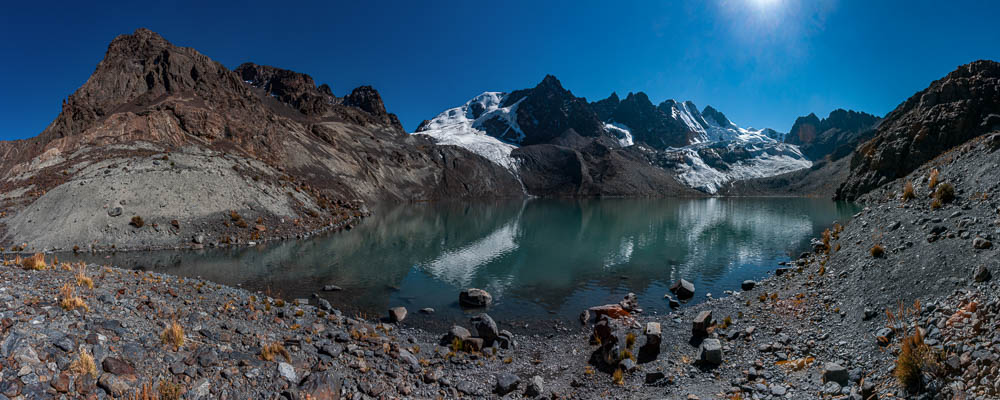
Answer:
[413,92,523,172]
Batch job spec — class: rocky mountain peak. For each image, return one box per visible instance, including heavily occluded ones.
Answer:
[344,86,388,116]
[701,105,732,127]
[42,28,249,142]
[235,62,336,116]
[591,92,621,121]
[500,75,607,145]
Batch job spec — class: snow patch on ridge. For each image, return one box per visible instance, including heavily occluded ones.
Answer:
[669,142,811,194]
[413,92,522,172]
[604,122,634,147]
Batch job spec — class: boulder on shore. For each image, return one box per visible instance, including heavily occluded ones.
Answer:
[697,339,722,365]
[692,310,713,337]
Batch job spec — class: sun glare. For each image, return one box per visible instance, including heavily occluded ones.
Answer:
[749,0,781,9]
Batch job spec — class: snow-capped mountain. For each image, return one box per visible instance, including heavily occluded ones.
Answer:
[413,76,811,195]
[413,92,523,172]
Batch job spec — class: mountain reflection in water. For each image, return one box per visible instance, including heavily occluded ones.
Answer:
[64,198,859,330]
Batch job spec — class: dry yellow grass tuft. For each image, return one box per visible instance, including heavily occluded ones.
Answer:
[902,181,916,202]
[21,253,46,270]
[59,283,88,312]
[928,169,939,189]
[70,348,97,377]
[158,380,183,400]
[612,367,624,385]
[131,215,145,228]
[76,265,94,289]
[161,321,185,350]
[261,342,291,362]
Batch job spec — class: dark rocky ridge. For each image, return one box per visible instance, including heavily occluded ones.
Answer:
[785,109,880,161]
[513,130,703,197]
[838,60,1000,200]
[501,75,609,145]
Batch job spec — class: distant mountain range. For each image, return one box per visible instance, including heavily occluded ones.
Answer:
[415,75,876,193]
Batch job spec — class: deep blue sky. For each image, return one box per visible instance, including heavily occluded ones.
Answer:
[2,1,999,139]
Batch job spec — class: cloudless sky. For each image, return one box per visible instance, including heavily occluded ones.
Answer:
[2,0,999,139]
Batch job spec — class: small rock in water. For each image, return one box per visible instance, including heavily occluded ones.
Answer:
[388,307,407,323]
[741,280,756,291]
[670,279,696,299]
[419,307,435,314]
[459,288,493,307]
[322,285,343,291]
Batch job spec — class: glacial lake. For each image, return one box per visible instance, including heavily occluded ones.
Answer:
[64,198,859,331]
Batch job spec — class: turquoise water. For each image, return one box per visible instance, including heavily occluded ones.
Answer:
[65,198,858,329]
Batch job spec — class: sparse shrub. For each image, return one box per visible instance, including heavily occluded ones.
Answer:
[59,283,88,311]
[76,265,93,289]
[261,342,291,362]
[933,183,955,204]
[131,216,145,228]
[161,321,185,350]
[928,169,939,189]
[274,299,285,307]
[902,181,916,202]
[236,219,249,229]
[930,199,943,209]
[612,367,624,385]
[625,332,636,349]
[821,229,832,254]
[158,380,183,400]
[722,316,733,329]
[230,211,242,222]
[870,244,885,258]
[620,348,635,362]
[21,253,46,270]
[295,309,304,317]
[893,319,938,391]
[170,220,180,229]
[70,348,97,377]
[451,337,464,352]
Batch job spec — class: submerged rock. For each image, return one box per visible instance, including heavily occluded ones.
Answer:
[459,288,493,307]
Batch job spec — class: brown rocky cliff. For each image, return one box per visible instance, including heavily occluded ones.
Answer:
[837,60,1000,200]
